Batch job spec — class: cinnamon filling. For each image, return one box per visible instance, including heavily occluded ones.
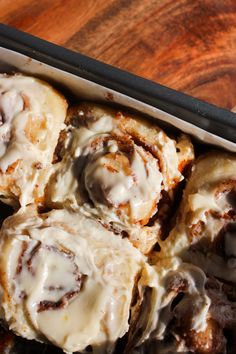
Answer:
[14,241,86,312]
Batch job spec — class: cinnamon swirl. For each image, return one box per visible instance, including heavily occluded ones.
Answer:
[0,206,148,353]
[128,257,236,354]
[46,103,194,254]
[137,152,236,353]
[157,152,236,284]
[0,74,67,207]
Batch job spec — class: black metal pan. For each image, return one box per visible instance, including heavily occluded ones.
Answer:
[0,23,236,144]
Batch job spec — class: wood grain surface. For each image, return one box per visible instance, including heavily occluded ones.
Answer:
[1,0,236,109]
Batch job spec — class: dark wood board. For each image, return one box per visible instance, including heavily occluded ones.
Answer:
[1,0,236,109]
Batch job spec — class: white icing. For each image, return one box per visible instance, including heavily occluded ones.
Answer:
[159,153,236,283]
[84,144,162,223]
[0,74,67,206]
[0,208,145,353]
[87,114,115,133]
[47,104,191,238]
[130,258,211,352]
[157,260,210,335]
[0,75,45,171]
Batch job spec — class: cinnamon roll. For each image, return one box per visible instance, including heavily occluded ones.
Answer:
[46,103,194,254]
[128,257,236,354]
[0,207,148,353]
[0,74,67,207]
[158,152,236,284]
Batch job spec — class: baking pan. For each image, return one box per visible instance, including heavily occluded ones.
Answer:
[0,23,236,147]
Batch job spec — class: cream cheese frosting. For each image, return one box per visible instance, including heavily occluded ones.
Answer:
[0,74,67,206]
[0,207,147,353]
[157,153,236,283]
[127,257,211,352]
[46,103,194,253]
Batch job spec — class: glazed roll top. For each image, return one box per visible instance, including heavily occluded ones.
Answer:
[134,152,236,354]
[0,74,67,206]
[47,103,194,253]
[127,257,210,351]
[158,152,236,284]
[128,257,236,354]
[0,207,147,353]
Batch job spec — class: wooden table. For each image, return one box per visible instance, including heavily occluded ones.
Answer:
[1,0,236,110]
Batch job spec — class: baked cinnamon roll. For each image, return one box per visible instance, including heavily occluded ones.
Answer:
[158,152,236,284]
[0,74,67,207]
[0,207,148,353]
[47,103,194,254]
[128,257,236,354]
